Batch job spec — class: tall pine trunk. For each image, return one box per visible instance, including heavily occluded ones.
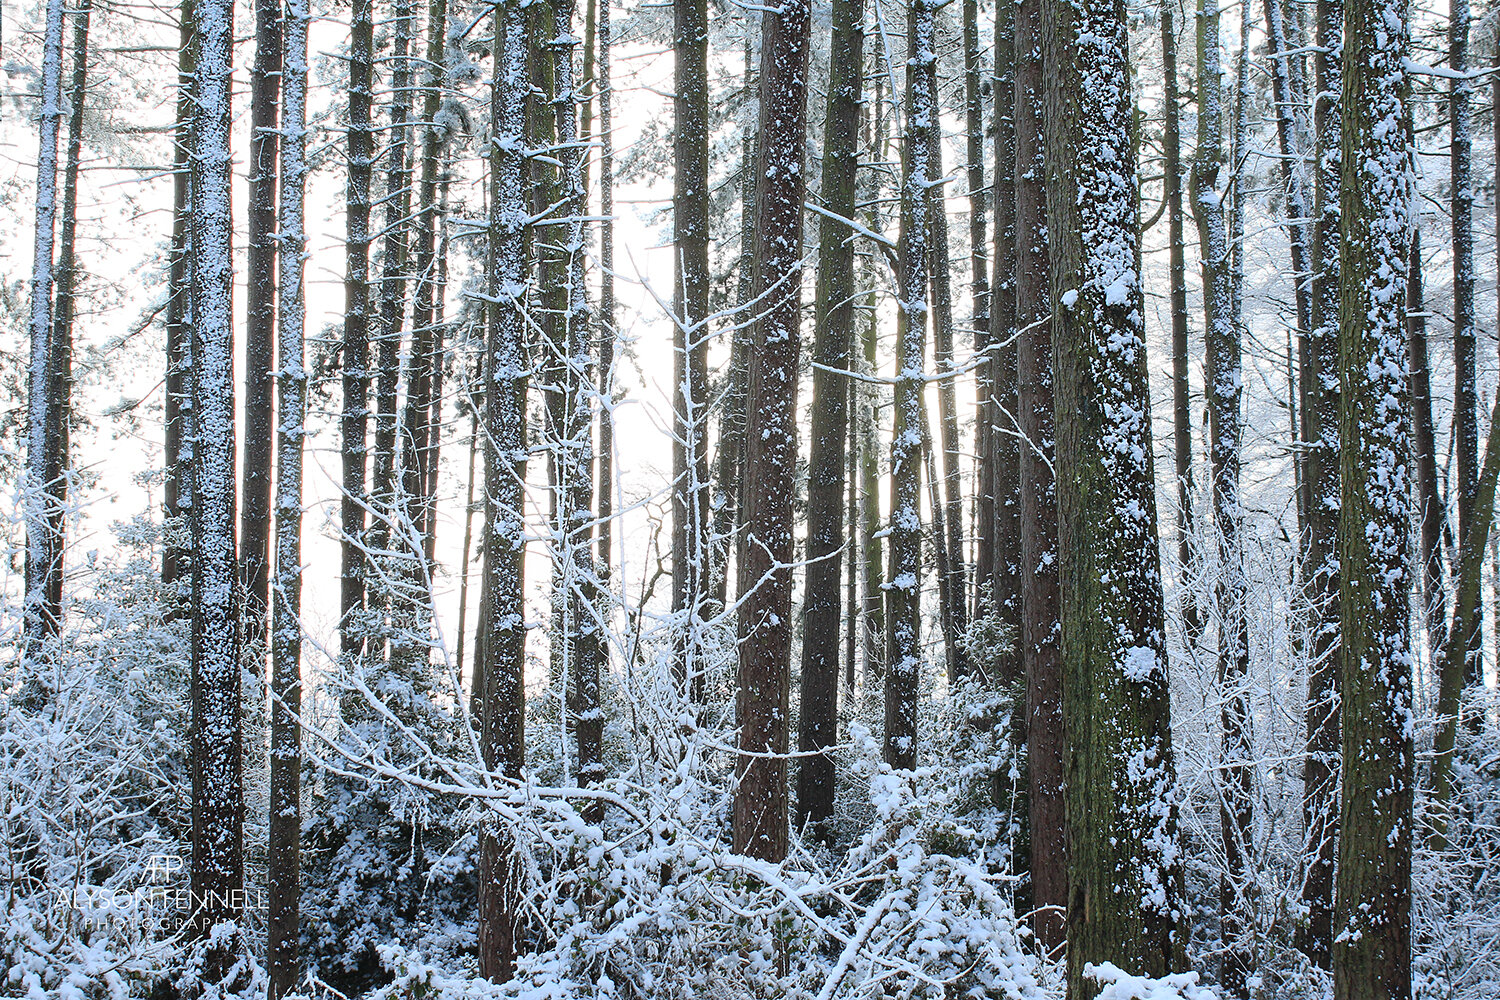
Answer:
[1015,0,1064,951]
[796,0,864,837]
[1332,0,1414,990]
[1451,0,1480,686]
[1041,0,1185,985]
[163,0,194,592]
[188,0,244,975]
[340,0,374,663]
[242,0,281,688]
[883,0,936,773]
[1299,0,1343,965]
[734,0,810,862]
[477,0,530,977]
[267,0,308,990]
[24,0,66,649]
[673,0,711,700]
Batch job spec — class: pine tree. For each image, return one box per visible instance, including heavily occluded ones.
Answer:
[267,0,308,989]
[1014,0,1064,950]
[796,0,863,837]
[1041,0,1185,986]
[734,0,811,862]
[884,0,936,773]
[1332,0,1414,988]
[477,0,530,976]
[188,0,244,975]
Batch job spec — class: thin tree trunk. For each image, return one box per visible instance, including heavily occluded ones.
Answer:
[164,0,194,593]
[43,0,91,632]
[267,0,308,990]
[928,135,968,678]
[796,0,863,837]
[242,0,281,696]
[1409,231,1446,673]
[188,0,243,975]
[673,0,711,701]
[597,0,614,580]
[1014,0,1064,951]
[23,0,66,649]
[989,0,1020,681]
[733,0,810,863]
[477,0,530,978]
[859,72,886,688]
[1332,0,1414,990]
[1205,2,1253,991]
[884,0,935,773]
[1262,0,1313,343]
[456,408,480,689]
[963,0,989,619]
[1163,0,1200,645]
[341,0,374,664]
[1451,0,1480,687]
[1041,0,1185,984]
[1298,0,1343,966]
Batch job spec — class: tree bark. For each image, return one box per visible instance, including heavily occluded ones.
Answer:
[164,0,195,594]
[242,0,281,691]
[734,0,810,862]
[340,0,374,665]
[962,0,989,621]
[1408,231,1446,673]
[477,0,530,978]
[883,0,936,774]
[1332,0,1415,990]
[267,0,308,990]
[796,0,863,837]
[1298,0,1343,966]
[673,0,711,701]
[23,0,66,650]
[1041,0,1185,986]
[1451,0,1480,687]
[1014,0,1064,952]
[1163,0,1200,645]
[188,0,244,976]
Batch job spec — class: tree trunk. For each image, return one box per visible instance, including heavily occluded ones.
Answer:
[340,0,374,664]
[164,0,195,592]
[1041,0,1185,986]
[597,0,614,580]
[1332,0,1414,991]
[24,0,66,650]
[43,0,91,636]
[1262,0,1313,345]
[884,0,935,773]
[477,0,530,978]
[1163,0,1200,645]
[242,0,281,691]
[1014,0,1064,951]
[733,0,810,862]
[1298,0,1343,967]
[962,0,989,620]
[673,0,711,701]
[1451,0,1480,688]
[1409,231,1446,672]
[188,0,244,976]
[989,0,1020,681]
[796,0,863,838]
[267,1,308,991]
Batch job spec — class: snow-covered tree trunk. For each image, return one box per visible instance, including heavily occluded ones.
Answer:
[884,0,935,773]
[1298,0,1342,967]
[988,0,1020,677]
[734,0,810,862]
[1015,0,1064,951]
[1450,0,1480,687]
[188,0,244,974]
[267,0,308,990]
[242,0,281,690]
[672,0,711,703]
[796,0,863,838]
[164,0,195,593]
[1041,0,1185,984]
[340,0,374,663]
[962,0,988,619]
[596,0,614,580]
[1408,232,1446,683]
[477,0,530,981]
[1332,0,1414,987]
[24,0,67,650]
[42,0,91,637]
